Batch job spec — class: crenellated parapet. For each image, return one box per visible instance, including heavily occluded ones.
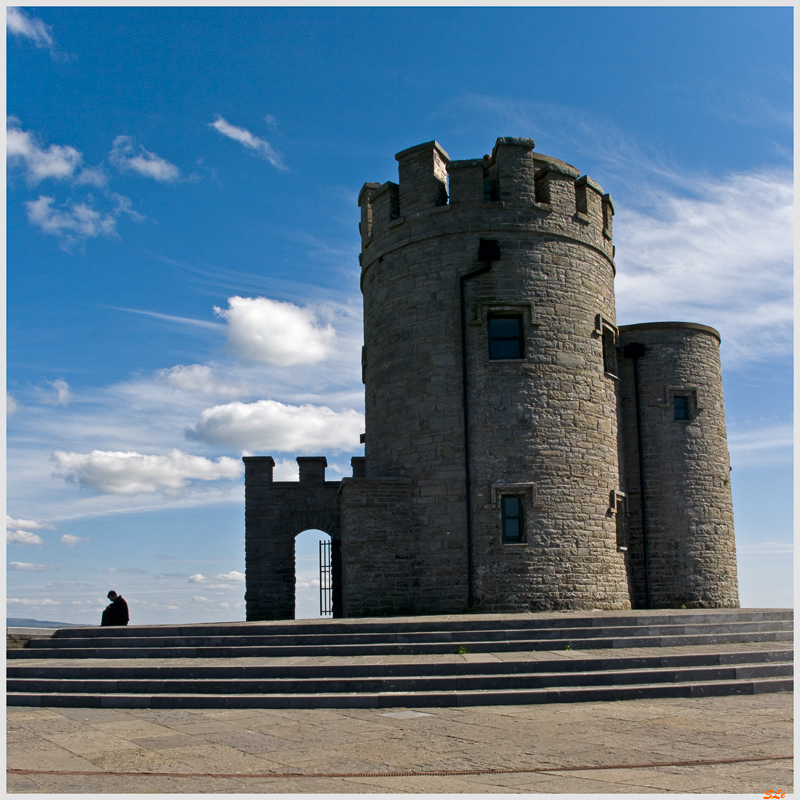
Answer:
[358,137,615,277]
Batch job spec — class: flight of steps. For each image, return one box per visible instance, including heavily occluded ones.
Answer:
[7,609,793,709]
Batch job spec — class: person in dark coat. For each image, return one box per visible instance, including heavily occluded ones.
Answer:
[101,590,129,626]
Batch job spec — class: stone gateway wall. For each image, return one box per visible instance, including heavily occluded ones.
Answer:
[243,137,739,620]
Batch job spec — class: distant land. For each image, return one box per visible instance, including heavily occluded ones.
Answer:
[7,618,84,629]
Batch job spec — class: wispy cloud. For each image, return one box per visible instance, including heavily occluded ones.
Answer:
[38,378,72,407]
[52,449,243,496]
[108,306,224,331]
[614,169,793,366]
[187,570,244,590]
[209,115,286,170]
[25,193,142,251]
[8,562,56,571]
[109,135,180,182]
[156,364,247,398]
[736,542,793,555]
[727,424,793,468]
[7,7,53,49]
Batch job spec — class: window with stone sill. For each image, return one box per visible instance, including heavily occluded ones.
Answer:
[674,395,691,421]
[488,314,524,360]
[501,495,525,543]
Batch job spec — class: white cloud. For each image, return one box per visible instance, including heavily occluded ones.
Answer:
[214,296,337,366]
[8,597,60,605]
[272,458,300,481]
[209,115,286,170]
[186,399,363,453]
[157,364,245,398]
[60,534,88,547]
[7,125,82,183]
[109,135,180,182]
[7,530,44,546]
[7,516,56,531]
[52,448,244,495]
[8,562,55,571]
[24,193,143,250]
[188,571,245,590]
[7,393,20,415]
[213,571,245,583]
[7,8,53,48]
[74,165,109,187]
[26,195,118,240]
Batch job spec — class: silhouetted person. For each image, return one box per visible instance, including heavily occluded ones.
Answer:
[101,590,129,626]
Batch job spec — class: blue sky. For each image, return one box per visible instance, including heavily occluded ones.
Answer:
[6,6,793,625]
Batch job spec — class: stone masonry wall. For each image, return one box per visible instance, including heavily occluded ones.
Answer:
[358,137,629,612]
[339,477,415,615]
[618,323,739,608]
[244,457,342,620]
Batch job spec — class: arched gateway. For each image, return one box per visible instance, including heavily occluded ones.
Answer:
[243,456,346,619]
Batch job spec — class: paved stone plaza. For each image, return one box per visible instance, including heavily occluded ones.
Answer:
[8,690,792,794]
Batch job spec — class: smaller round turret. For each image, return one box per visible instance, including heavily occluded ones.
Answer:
[618,322,738,608]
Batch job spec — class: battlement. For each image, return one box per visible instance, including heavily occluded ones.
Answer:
[358,137,615,268]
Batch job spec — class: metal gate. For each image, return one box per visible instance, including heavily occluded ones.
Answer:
[319,539,332,616]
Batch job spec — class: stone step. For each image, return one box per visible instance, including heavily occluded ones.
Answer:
[42,609,794,641]
[8,660,794,696]
[8,610,792,708]
[26,620,793,650]
[7,676,793,709]
[8,629,793,660]
[10,648,790,681]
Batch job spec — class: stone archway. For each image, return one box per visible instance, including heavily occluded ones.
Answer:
[294,528,333,619]
[244,456,343,621]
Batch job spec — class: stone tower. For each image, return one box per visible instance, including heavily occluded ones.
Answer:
[243,136,738,620]
[351,137,629,613]
[618,323,739,608]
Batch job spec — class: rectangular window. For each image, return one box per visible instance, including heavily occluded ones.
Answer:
[602,328,618,377]
[615,497,627,551]
[488,314,524,360]
[483,174,498,202]
[674,396,690,421]
[501,495,524,543]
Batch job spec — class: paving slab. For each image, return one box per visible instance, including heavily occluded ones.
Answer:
[7,689,793,794]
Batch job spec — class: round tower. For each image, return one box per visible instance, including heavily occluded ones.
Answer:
[618,323,739,608]
[356,137,630,612]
